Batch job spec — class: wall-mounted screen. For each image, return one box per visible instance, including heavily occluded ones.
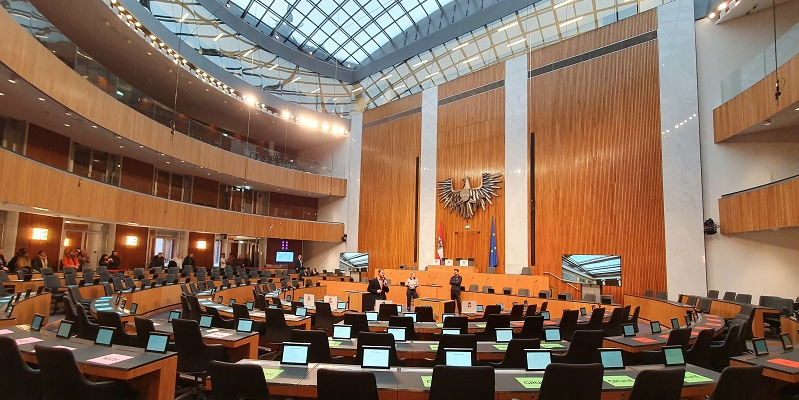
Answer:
[340,252,368,272]
[561,255,621,286]
[275,251,294,263]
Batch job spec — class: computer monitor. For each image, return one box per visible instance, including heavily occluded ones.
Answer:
[168,310,181,322]
[445,348,473,366]
[476,305,484,313]
[543,328,561,342]
[95,327,115,346]
[442,313,455,321]
[228,299,235,307]
[780,333,794,351]
[361,345,391,369]
[599,348,625,369]
[670,318,680,329]
[579,307,587,316]
[404,313,417,323]
[525,349,552,371]
[246,301,254,311]
[752,338,769,356]
[146,332,170,353]
[281,342,310,366]
[236,319,254,333]
[622,323,636,337]
[337,301,347,310]
[387,327,406,342]
[295,307,307,317]
[495,328,513,343]
[365,312,378,322]
[442,328,461,335]
[30,313,45,332]
[541,311,551,321]
[663,345,686,366]
[332,325,352,339]
[199,314,213,329]
[56,320,74,339]
[396,305,403,314]
[129,303,138,314]
[650,321,662,334]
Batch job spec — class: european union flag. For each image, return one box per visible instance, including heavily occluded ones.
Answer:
[489,216,498,268]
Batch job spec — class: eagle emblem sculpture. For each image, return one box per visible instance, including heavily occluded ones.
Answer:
[437,173,502,219]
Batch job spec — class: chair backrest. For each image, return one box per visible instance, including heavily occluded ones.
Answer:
[97,311,137,346]
[134,316,156,348]
[74,304,99,340]
[685,295,698,307]
[389,316,418,340]
[377,303,398,321]
[655,291,668,300]
[521,267,532,275]
[468,284,479,292]
[509,304,525,321]
[263,308,292,343]
[559,330,604,364]
[493,338,541,368]
[524,304,538,317]
[231,303,251,321]
[582,293,596,302]
[518,316,544,339]
[602,307,625,336]
[0,336,42,398]
[36,345,101,398]
[666,327,693,347]
[429,365,495,400]
[317,368,379,400]
[209,361,272,400]
[187,295,203,321]
[558,310,580,341]
[644,289,654,297]
[696,297,713,313]
[64,273,78,286]
[0,270,9,282]
[485,267,496,274]
[583,307,606,330]
[343,313,370,338]
[707,289,719,299]
[172,319,218,373]
[709,365,764,400]
[134,268,145,279]
[415,306,435,322]
[43,274,62,290]
[734,293,752,304]
[686,328,714,369]
[355,332,402,366]
[628,368,685,400]
[538,363,604,400]
[722,291,736,301]
[442,316,468,334]
[290,329,333,363]
[482,304,502,318]
[518,288,530,297]
[433,334,478,366]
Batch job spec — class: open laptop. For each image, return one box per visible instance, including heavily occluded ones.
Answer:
[361,345,391,369]
[445,348,474,366]
[199,314,213,329]
[337,301,347,310]
[387,327,406,342]
[56,320,74,339]
[579,307,587,316]
[295,307,307,317]
[650,321,662,334]
[281,342,310,366]
[525,349,552,371]
[403,313,417,323]
[95,327,115,346]
[752,338,769,356]
[365,312,378,322]
[236,319,254,333]
[599,348,625,369]
[622,323,636,337]
[146,332,170,354]
[543,328,561,342]
[541,311,551,321]
[663,345,686,366]
[780,333,794,351]
[495,328,513,343]
[168,310,181,322]
[30,313,45,332]
[332,324,352,340]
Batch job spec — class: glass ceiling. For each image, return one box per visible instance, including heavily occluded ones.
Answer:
[227,0,458,67]
[562,255,621,279]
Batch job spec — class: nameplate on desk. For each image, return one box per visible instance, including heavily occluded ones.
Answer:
[539,343,565,349]
[493,344,508,350]
[262,369,285,380]
[421,376,433,388]
[205,332,233,339]
[603,375,635,387]
[429,344,439,350]
[0,329,13,335]
[15,337,43,345]
[684,372,713,383]
[768,358,799,369]
[87,353,134,365]
[632,337,658,343]
[515,377,544,389]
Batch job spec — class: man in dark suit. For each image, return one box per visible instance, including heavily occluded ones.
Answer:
[367,269,390,300]
[450,269,463,313]
[294,254,304,273]
[31,250,49,272]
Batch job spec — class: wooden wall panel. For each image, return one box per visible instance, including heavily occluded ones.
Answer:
[0,8,346,197]
[529,41,665,304]
[528,10,658,69]
[358,113,422,277]
[269,192,318,221]
[0,150,344,242]
[113,224,149,269]
[25,125,70,170]
[62,230,83,257]
[363,93,422,125]
[119,156,154,194]
[439,64,505,99]
[437,88,505,273]
[16,212,63,269]
[187,232,215,268]
[192,176,219,208]
[718,176,799,233]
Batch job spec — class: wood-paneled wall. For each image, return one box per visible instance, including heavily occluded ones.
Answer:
[269,192,318,221]
[437,66,506,274]
[359,108,421,277]
[362,93,421,125]
[16,212,63,268]
[187,232,215,268]
[0,149,344,242]
[25,124,70,170]
[113,224,149,269]
[529,40,665,304]
[0,7,346,197]
[718,176,799,233]
[119,157,154,194]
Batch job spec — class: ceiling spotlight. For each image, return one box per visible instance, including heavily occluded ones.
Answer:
[763,119,772,126]
[7,79,16,84]
[38,97,45,101]
[708,12,716,18]
[717,2,728,11]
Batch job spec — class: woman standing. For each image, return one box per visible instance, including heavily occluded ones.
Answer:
[406,272,420,312]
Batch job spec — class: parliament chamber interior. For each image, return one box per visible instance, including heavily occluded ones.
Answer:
[0,0,798,398]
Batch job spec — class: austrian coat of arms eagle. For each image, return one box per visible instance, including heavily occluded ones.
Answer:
[437,173,502,219]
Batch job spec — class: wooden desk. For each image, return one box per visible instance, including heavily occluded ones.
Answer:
[731,347,799,383]
[603,314,726,352]
[782,316,799,345]
[384,270,549,298]
[6,292,52,326]
[624,295,695,326]
[197,298,312,330]
[137,320,259,361]
[426,265,477,274]
[415,298,454,321]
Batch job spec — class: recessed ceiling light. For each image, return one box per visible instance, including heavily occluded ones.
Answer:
[462,56,480,65]
[412,59,428,68]
[507,38,526,47]
[290,76,300,83]
[166,161,170,164]
[32,207,49,211]
[7,79,15,84]
[38,97,45,101]
[139,145,144,148]
[425,72,440,79]
[553,0,574,8]
[379,74,393,81]
[92,125,97,128]
[119,145,124,148]
[213,33,223,41]
[65,112,71,116]
[497,21,518,32]
[64,124,70,127]
[0,93,4,96]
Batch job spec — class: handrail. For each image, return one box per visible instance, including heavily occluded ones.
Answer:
[542,272,580,292]
[721,173,799,197]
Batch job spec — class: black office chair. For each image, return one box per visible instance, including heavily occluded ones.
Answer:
[442,315,468,335]
[64,273,78,286]
[475,314,511,341]
[377,303,398,321]
[172,319,226,400]
[343,313,370,338]
[134,316,157,348]
[180,295,192,320]
[722,291,736,301]
[556,310,580,342]
[290,329,339,363]
[709,365,764,400]
[539,302,548,313]
[707,289,720,299]
[489,338,541,369]
[231,304,265,334]
[637,328,692,365]
[686,328,714,369]
[35,345,136,400]
[388,316,419,340]
[429,365,495,400]
[515,315,544,339]
[479,305,502,321]
[204,306,235,329]
[416,306,435,322]
[67,286,93,309]
[628,368,685,400]
[601,307,625,337]
[313,302,342,330]
[355,332,405,366]
[709,324,742,371]
[0,336,42,400]
[524,304,538,318]
[551,330,603,364]
[538,363,603,400]
[96,311,139,347]
[61,298,79,337]
[626,306,641,333]
[187,295,203,322]
[576,307,605,332]
[426,334,479,366]
[75,304,100,340]
[317,368,379,400]
[263,307,293,344]
[508,304,526,321]
[209,361,273,400]
[43,275,66,314]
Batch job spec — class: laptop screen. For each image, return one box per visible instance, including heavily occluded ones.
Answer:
[168,310,181,322]
[95,327,115,346]
[442,328,461,335]
[650,321,661,334]
[442,313,455,321]
[622,323,635,337]
[281,342,310,365]
[56,320,73,338]
[237,319,254,333]
[387,327,406,342]
[365,312,378,322]
[333,325,352,339]
[781,333,794,351]
[579,307,587,316]
[670,318,680,329]
[663,346,685,366]
[543,328,561,342]
[541,311,551,321]
[476,305,484,313]
[600,348,625,369]
[295,307,307,317]
[146,333,170,353]
[337,301,347,310]
[495,328,513,343]
[130,303,138,314]
[445,348,473,366]
[199,315,213,328]
[404,313,417,323]
[246,301,254,311]
[361,346,391,369]
[752,338,769,356]
[30,314,44,332]
[525,349,552,371]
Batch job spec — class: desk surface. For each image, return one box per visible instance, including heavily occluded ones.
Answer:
[603,313,726,352]
[326,338,570,360]
[731,346,799,383]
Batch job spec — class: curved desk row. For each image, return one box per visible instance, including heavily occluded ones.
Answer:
[123,319,260,361]
[679,295,779,338]
[0,292,52,327]
[624,295,696,327]
[197,298,312,330]
[325,338,570,361]
[90,283,214,319]
[603,313,726,352]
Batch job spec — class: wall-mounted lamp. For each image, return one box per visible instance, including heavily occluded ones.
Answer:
[125,236,138,246]
[196,240,207,250]
[31,228,48,241]
[63,238,71,247]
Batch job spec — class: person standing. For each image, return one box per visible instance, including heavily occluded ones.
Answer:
[76,249,90,270]
[0,248,8,272]
[450,269,463,313]
[31,250,49,272]
[182,253,195,267]
[294,254,304,273]
[368,269,390,300]
[406,272,420,311]
[107,250,121,270]
[8,248,30,274]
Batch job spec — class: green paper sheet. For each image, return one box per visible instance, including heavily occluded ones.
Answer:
[493,344,508,350]
[421,376,433,388]
[603,375,636,387]
[429,344,439,350]
[436,323,444,327]
[328,340,342,347]
[476,324,486,328]
[540,343,565,349]
[684,371,713,383]
[262,369,284,380]
[515,377,544,389]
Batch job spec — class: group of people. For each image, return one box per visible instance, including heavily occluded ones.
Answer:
[147,252,197,270]
[294,254,320,278]
[369,268,465,312]
[0,247,94,273]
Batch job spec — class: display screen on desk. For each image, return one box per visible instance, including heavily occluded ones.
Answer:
[495,328,513,343]
[237,319,254,333]
[600,348,625,369]
[622,323,635,337]
[281,342,310,365]
[663,345,686,366]
[541,311,550,321]
[445,349,473,366]
[337,301,347,310]
[30,314,44,332]
[199,315,213,328]
[246,301,254,311]
[57,320,73,338]
[387,327,406,342]
[526,350,552,371]
[543,328,561,342]
[476,305,484,313]
[275,251,294,263]
[361,346,390,369]
[580,307,587,316]
[752,338,769,356]
[295,307,307,317]
[365,312,378,321]
[403,313,417,323]
[442,328,461,335]
[442,313,455,321]
[146,333,170,353]
[333,325,352,339]
[561,254,621,286]
[781,333,793,351]
[95,327,115,346]
[168,311,181,322]
[339,252,369,273]
[650,321,661,334]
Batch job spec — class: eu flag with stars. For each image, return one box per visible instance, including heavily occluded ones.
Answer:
[489,216,498,268]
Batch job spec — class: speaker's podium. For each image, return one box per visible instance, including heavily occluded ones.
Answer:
[345,290,372,312]
[414,298,455,322]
